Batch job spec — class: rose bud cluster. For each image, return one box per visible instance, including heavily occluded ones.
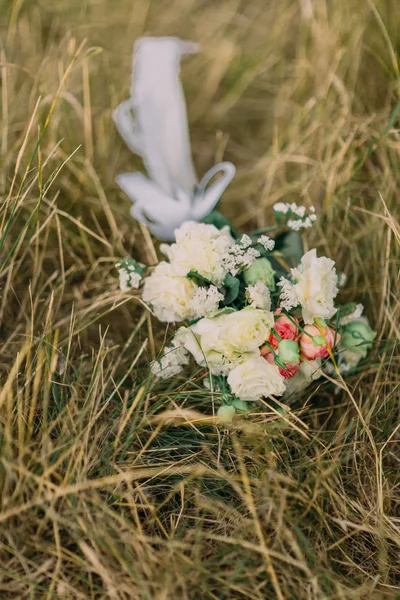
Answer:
[261,311,340,379]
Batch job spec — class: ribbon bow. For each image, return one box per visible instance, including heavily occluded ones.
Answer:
[113,36,236,241]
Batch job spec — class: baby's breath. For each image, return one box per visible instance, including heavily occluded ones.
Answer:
[257,235,275,251]
[277,277,299,311]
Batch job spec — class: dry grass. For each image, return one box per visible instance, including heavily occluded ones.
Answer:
[0,0,399,598]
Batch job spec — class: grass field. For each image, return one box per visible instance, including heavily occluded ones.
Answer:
[0,0,400,598]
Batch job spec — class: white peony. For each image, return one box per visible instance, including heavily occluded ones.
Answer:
[174,308,274,375]
[246,281,272,310]
[291,249,338,324]
[165,221,234,285]
[227,357,286,401]
[142,262,198,322]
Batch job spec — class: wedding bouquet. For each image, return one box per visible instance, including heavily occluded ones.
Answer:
[118,203,376,416]
[114,37,376,418]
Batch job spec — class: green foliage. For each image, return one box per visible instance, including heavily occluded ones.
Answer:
[221,272,241,305]
[202,210,237,237]
[186,269,212,286]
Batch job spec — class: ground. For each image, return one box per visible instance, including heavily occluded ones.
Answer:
[0,0,399,598]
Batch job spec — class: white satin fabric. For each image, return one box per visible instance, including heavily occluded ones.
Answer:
[113,37,235,241]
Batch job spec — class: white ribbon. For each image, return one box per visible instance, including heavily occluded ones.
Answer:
[113,36,236,241]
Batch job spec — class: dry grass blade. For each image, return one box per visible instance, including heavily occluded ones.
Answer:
[0,0,399,598]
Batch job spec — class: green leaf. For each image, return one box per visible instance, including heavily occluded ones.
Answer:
[202,211,237,237]
[280,231,304,266]
[231,399,248,412]
[221,273,240,305]
[212,307,237,318]
[271,231,304,270]
[186,270,212,286]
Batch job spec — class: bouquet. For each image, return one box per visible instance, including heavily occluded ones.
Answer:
[117,203,376,418]
[114,37,376,419]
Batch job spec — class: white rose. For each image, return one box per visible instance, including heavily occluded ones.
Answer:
[166,221,234,285]
[213,308,274,356]
[291,249,338,324]
[228,357,286,401]
[142,262,198,322]
[174,318,232,374]
[174,319,212,365]
[174,308,274,375]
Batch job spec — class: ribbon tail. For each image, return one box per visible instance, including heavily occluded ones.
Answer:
[192,162,236,220]
[131,37,199,198]
[113,100,144,156]
[116,172,191,241]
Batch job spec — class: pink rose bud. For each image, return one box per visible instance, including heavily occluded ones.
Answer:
[268,311,299,347]
[263,352,299,379]
[299,325,340,360]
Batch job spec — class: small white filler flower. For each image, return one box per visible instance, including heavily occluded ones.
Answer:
[113,37,236,241]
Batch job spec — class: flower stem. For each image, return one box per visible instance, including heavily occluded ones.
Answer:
[270,328,282,342]
[263,342,286,370]
[281,309,313,338]
[250,225,279,236]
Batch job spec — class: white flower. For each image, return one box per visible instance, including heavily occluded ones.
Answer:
[339,303,364,326]
[287,217,314,231]
[174,308,274,374]
[117,258,144,291]
[203,377,220,391]
[159,243,173,261]
[298,359,323,381]
[338,351,360,370]
[291,249,338,324]
[227,357,286,401]
[277,277,299,311]
[212,308,274,357]
[283,358,322,398]
[222,243,261,276]
[189,286,224,318]
[287,219,302,231]
[273,202,290,214]
[246,282,271,310]
[257,235,275,251]
[174,319,233,375]
[142,262,198,322]
[290,203,306,217]
[323,353,359,376]
[337,272,348,288]
[166,221,234,285]
[119,268,142,291]
[239,234,252,248]
[151,344,190,379]
[273,202,317,230]
[113,37,235,241]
